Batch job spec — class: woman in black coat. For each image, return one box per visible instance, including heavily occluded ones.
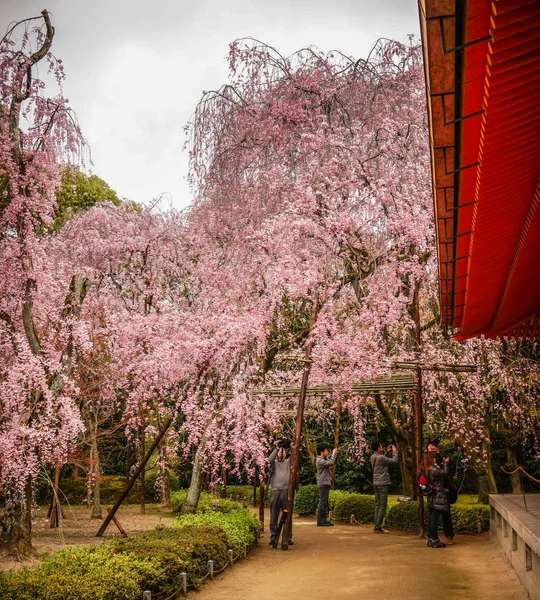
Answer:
[420,452,454,548]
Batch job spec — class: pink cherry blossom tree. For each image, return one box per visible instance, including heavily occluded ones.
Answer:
[0,10,87,554]
[186,37,432,492]
[186,36,539,501]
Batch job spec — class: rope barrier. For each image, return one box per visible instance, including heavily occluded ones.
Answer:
[151,539,258,599]
[500,465,540,484]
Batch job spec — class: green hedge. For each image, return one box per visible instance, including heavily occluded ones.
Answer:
[294,484,319,515]
[332,493,375,523]
[175,508,261,555]
[292,486,490,534]
[384,499,490,533]
[221,485,261,505]
[112,524,228,586]
[386,501,423,530]
[170,491,242,514]
[45,473,180,506]
[58,476,128,505]
[0,505,259,599]
[329,489,351,511]
[450,504,490,533]
[0,545,165,600]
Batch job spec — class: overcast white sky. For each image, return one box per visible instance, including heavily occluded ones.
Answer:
[2,0,420,210]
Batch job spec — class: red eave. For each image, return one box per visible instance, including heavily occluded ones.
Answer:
[419,0,540,340]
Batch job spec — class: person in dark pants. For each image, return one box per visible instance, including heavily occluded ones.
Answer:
[370,442,398,533]
[316,443,337,527]
[268,441,293,547]
[421,451,454,548]
[427,440,455,545]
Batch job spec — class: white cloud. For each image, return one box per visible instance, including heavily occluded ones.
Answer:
[2,0,420,209]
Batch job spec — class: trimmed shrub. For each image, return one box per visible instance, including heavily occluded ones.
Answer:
[206,497,243,514]
[170,491,241,514]
[386,500,423,530]
[332,493,375,523]
[59,476,128,505]
[294,484,319,515]
[451,504,490,533]
[112,524,228,586]
[221,484,261,505]
[385,499,489,533]
[0,545,165,600]
[175,508,260,555]
[329,489,350,511]
[0,506,261,599]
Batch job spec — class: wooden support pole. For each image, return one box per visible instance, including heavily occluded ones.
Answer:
[414,368,425,536]
[413,281,425,537]
[281,299,319,550]
[331,400,342,490]
[107,508,128,537]
[96,416,172,537]
[259,395,266,528]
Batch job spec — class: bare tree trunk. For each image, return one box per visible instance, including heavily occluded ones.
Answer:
[398,450,414,497]
[158,441,171,508]
[181,443,206,515]
[507,447,523,495]
[140,421,146,515]
[49,464,62,527]
[0,477,34,557]
[221,466,227,499]
[90,429,102,519]
[373,392,414,496]
[473,438,498,504]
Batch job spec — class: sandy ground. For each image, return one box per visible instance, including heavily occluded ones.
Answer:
[191,512,528,600]
[0,502,177,571]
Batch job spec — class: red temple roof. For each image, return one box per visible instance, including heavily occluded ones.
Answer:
[419,0,540,339]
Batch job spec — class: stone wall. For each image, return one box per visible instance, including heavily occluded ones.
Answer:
[490,494,540,600]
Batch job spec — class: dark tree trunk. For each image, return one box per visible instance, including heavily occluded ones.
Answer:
[140,422,146,515]
[398,450,414,497]
[221,467,227,499]
[90,431,102,519]
[158,441,171,508]
[373,392,414,496]
[49,464,62,527]
[0,477,34,557]
[506,447,523,495]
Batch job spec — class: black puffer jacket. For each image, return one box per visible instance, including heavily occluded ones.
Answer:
[428,464,450,512]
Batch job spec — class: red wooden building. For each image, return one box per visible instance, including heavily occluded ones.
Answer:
[419,0,540,339]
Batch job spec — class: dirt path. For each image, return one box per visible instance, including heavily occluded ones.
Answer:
[191,512,527,600]
[0,504,177,572]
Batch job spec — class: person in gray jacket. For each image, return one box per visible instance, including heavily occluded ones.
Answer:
[268,441,293,547]
[316,443,338,526]
[370,442,398,533]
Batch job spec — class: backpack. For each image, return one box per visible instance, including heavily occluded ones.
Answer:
[415,470,435,496]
